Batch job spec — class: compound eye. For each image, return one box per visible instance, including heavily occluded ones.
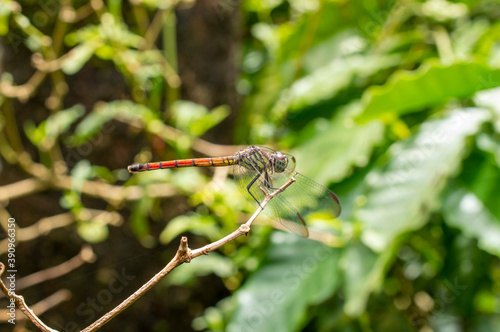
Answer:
[276,152,287,162]
[273,152,288,172]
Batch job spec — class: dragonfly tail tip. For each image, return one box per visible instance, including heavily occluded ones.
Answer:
[127,164,139,173]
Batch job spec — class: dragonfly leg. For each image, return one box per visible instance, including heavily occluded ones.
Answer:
[246,172,264,207]
[241,153,276,207]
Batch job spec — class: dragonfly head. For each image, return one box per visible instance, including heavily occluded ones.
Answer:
[272,152,289,173]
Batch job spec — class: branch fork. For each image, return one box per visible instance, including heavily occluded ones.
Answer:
[0,177,297,331]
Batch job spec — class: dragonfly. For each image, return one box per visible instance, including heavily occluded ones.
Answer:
[128,146,341,237]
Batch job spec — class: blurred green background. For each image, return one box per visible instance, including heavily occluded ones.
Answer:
[1,0,500,331]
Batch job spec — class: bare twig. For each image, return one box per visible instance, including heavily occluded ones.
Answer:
[0,263,58,332]
[0,289,71,322]
[81,177,297,332]
[0,209,120,253]
[118,116,245,157]
[141,9,169,51]
[0,172,296,330]
[0,178,48,204]
[0,71,47,102]
[0,152,177,205]
[191,178,296,258]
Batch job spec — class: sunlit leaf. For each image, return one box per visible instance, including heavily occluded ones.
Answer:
[166,253,236,286]
[170,101,230,137]
[354,108,491,251]
[24,104,85,148]
[61,40,101,74]
[342,242,395,316]
[293,104,384,184]
[70,160,93,193]
[357,60,500,123]
[274,54,400,115]
[460,150,500,219]
[452,19,490,60]
[227,232,341,332]
[443,185,500,257]
[68,101,157,145]
[420,0,468,22]
[244,0,284,14]
[77,220,109,243]
[475,86,500,117]
[159,213,221,244]
[0,2,13,36]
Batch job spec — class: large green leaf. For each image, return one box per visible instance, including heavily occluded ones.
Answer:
[166,253,236,286]
[170,100,230,137]
[293,104,385,184]
[272,54,400,116]
[61,39,101,74]
[159,213,222,244]
[68,100,157,145]
[354,108,491,252]
[227,232,341,332]
[342,242,396,316]
[443,185,500,257]
[24,104,85,148]
[0,2,13,36]
[475,86,500,117]
[357,60,500,122]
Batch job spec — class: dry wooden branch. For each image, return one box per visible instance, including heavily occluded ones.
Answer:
[0,264,58,332]
[80,177,296,331]
[0,178,296,331]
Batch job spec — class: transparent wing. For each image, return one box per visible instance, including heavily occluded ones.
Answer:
[279,172,341,220]
[234,163,309,237]
[233,147,341,238]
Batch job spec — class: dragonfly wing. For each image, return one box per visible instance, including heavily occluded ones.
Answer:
[278,171,341,220]
[233,147,341,238]
[233,164,309,237]
[233,163,267,205]
[257,171,341,238]
[261,194,309,237]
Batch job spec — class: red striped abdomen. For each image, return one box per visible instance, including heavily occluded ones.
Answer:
[127,156,237,173]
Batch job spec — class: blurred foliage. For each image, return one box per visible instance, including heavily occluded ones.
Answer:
[1,0,500,331]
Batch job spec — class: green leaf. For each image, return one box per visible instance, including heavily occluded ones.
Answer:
[452,19,490,60]
[244,0,284,12]
[357,60,500,123]
[443,185,500,257]
[159,213,221,244]
[293,104,385,184]
[70,160,94,193]
[166,253,236,286]
[0,2,13,36]
[68,101,157,145]
[77,220,109,243]
[170,101,230,137]
[24,105,85,148]
[130,196,152,239]
[273,54,400,115]
[342,243,377,316]
[61,40,101,74]
[301,30,367,73]
[474,87,500,117]
[342,242,395,316]
[45,105,86,139]
[227,232,341,332]
[354,108,491,252]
